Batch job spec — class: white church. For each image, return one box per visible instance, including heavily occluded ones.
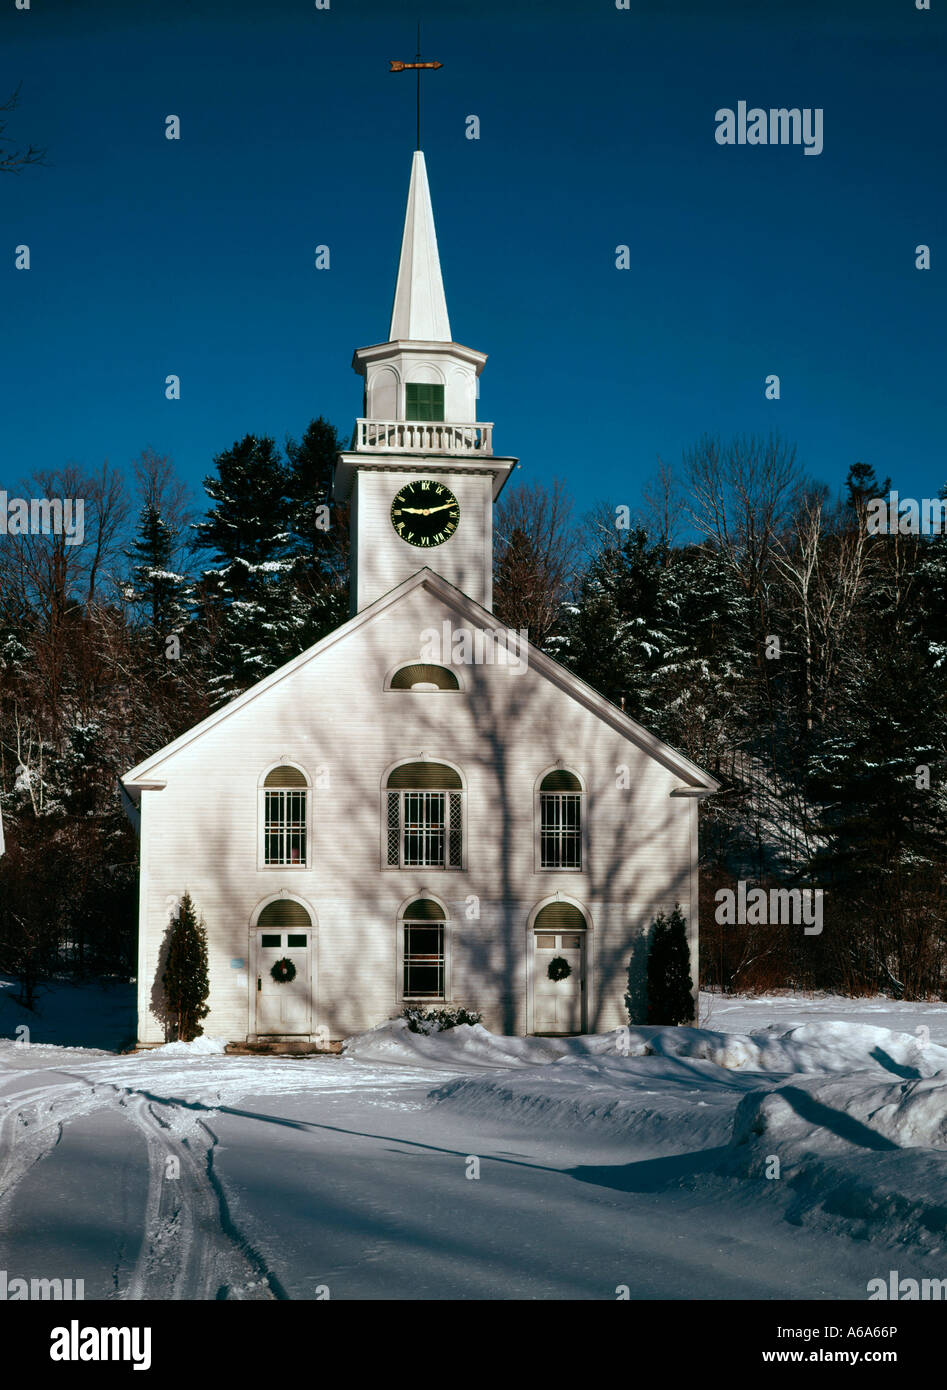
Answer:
[124,150,718,1047]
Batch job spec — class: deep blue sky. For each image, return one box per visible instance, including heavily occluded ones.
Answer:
[2,0,945,523]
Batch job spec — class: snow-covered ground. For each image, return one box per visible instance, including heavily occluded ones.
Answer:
[1,984,946,1300]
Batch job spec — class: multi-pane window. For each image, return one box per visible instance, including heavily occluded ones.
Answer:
[404,924,444,997]
[403,792,445,866]
[386,763,463,868]
[263,765,308,866]
[539,770,582,870]
[402,899,446,999]
[405,382,445,421]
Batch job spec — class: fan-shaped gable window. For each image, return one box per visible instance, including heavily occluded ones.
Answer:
[538,770,583,869]
[385,763,464,868]
[389,664,460,691]
[261,765,309,866]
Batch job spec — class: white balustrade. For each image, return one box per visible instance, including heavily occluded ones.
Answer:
[354,419,493,456]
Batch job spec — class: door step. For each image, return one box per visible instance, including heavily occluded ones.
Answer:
[226,1039,343,1056]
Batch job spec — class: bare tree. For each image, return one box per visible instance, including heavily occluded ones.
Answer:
[640,456,683,551]
[493,478,579,647]
[771,486,876,732]
[132,449,191,544]
[0,85,47,174]
[685,432,803,607]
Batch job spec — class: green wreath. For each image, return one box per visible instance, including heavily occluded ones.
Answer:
[270,957,297,984]
[547,956,572,982]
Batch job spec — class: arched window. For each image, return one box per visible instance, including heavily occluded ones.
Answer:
[538,770,583,870]
[385,762,463,869]
[258,899,311,928]
[388,663,460,691]
[533,901,586,934]
[401,898,447,1000]
[261,765,309,867]
[257,898,312,948]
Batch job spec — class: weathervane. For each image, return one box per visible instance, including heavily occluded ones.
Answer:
[389,24,442,150]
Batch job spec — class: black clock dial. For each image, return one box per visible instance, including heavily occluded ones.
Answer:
[391,479,460,548]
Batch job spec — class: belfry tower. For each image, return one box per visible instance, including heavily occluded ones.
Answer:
[334,151,517,614]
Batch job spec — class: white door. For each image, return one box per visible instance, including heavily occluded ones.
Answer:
[255,929,311,1035]
[533,931,585,1033]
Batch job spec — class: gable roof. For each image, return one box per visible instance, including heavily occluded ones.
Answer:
[122,569,720,794]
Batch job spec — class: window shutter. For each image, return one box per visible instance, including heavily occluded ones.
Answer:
[448,792,463,867]
[387,792,401,866]
[405,383,445,422]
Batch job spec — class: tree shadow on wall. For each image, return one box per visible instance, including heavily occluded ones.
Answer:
[148,912,178,1043]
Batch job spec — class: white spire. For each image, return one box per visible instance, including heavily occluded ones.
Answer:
[388,150,452,343]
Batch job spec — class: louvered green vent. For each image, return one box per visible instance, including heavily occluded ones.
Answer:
[405,383,444,421]
[390,664,460,690]
[540,770,582,792]
[387,762,463,789]
[264,766,308,788]
[258,900,312,927]
[402,899,446,921]
[533,902,586,932]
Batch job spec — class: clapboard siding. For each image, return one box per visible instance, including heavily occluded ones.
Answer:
[355,469,494,611]
[135,584,699,1043]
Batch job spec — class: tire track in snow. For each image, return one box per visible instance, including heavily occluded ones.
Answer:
[0,1075,106,1207]
[119,1092,280,1300]
[0,1053,456,1298]
[0,1072,281,1299]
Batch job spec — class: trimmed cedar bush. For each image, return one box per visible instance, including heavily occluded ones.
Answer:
[644,905,695,1025]
[162,892,210,1042]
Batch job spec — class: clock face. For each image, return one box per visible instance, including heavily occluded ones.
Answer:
[391,479,460,548]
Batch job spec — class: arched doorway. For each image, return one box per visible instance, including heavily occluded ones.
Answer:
[530,901,588,1035]
[252,898,314,1036]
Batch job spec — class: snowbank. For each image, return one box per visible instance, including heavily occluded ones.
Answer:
[345,1015,947,1079]
[397,1015,947,1254]
[622,1020,947,1078]
[731,1069,947,1153]
[137,1035,228,1057]
[342,1017,616,1069]
[701,990,947,1045]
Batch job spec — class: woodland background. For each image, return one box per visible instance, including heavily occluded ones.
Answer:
[1,421,945,1005]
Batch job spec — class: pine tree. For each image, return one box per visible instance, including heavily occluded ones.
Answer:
[162,892,210,1042]
[556,524,668,719]
[124,501,190,643]
[644,906,695,1025]
[194,434,297,701]
[648,541,751,761]
[806,510,947,997]
[284,417,350,648]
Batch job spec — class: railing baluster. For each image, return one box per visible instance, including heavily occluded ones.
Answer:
[353,419,494,456]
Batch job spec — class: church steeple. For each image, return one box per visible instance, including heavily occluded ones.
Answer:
[389,151,451,343]
[334,149,517,616]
